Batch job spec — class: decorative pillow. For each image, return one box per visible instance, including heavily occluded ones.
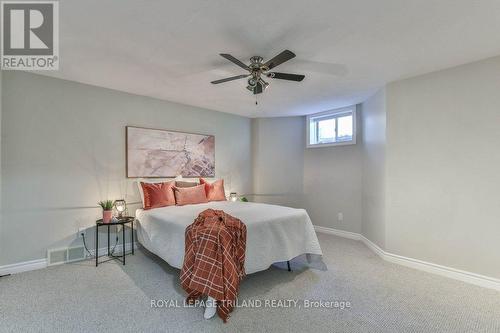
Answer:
[173,184,208,206]
[140,181,176,210]
[199,178,226,201]
[175,181,198,188]
[137,179,173,207]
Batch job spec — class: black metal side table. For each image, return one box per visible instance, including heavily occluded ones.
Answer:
[95,217,134,267]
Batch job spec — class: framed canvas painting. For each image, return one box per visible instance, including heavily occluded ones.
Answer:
[126,126,215,178]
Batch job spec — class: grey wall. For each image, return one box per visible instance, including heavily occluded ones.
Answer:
[3,56,500,281]
[303,107,362,232]
[385,56,500,278]
[0,70,2,254]
[252,117,305,207]
[251,109,363,233]
[361,89,386,248]
[0,72,252,266]
[251,54,500,280]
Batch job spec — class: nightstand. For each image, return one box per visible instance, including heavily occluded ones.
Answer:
[95,217,134,267]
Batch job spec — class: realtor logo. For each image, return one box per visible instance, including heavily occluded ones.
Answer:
[1,1,59,70]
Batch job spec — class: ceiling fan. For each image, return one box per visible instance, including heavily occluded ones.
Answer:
[211,50,305,95]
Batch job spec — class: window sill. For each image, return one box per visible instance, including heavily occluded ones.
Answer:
[307,140,356,148]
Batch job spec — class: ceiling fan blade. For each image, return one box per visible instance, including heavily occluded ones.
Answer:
[253,82,263,94]
[263,50,296,70]
[267,72,305,82]
[211,74,249,84]
[219,54,250,71]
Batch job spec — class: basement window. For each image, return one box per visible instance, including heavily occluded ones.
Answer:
[306,106,356,148]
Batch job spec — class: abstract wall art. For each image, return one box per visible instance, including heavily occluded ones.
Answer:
[126,126,215,178]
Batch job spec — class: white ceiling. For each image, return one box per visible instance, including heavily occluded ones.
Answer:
[37,0,500,117]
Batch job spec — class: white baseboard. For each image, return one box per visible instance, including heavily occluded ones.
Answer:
[314,225,500,291]
[4,229,499,292]
[0,242,138,276]
[87,242,138,258]
[0,258,47,276]
[358,234,385,258]
[313,225,361,240]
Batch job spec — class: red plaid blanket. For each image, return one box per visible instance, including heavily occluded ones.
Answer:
[180,209,246,322]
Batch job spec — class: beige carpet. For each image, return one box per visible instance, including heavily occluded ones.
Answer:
[1,233,499,332]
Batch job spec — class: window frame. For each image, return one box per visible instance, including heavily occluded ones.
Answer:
[306,106,357,148]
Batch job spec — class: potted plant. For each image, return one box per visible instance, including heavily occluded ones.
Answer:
[98,200,115,223]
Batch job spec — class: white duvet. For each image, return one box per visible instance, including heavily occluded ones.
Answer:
[135,201,323,274]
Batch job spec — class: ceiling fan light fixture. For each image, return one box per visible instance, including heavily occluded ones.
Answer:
[247,78,257,87]
[211,50,304,97]
[259,78,269,89]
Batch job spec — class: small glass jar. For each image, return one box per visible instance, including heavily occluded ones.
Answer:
[228,192,238,202]
[114,199,126,218]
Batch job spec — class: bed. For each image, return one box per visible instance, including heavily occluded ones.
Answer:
[135,201,323,274]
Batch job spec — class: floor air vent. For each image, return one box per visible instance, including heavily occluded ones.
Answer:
[48,246,86,266]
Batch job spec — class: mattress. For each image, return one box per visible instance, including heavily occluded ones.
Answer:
[135,201,323,274]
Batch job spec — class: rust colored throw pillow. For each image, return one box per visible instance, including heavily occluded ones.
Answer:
[200,178,227,201]
[140,181,175,210]
[173,184,208,206]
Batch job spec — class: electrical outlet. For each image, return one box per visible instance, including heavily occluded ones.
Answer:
[78,227,86,238]
[337,212,344,222]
